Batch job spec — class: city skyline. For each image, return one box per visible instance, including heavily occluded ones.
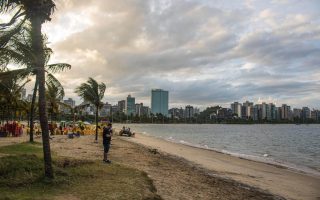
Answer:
[49,94,319,122]
[22,86,320,111]
[11,0,320,109]
[47,93,318,113]
[20,84,319,111]
[21,87,318,121]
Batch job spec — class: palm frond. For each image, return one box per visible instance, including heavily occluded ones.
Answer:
[75,77,106,107]
[0,17,26,47]
[46,73,64,98]
[0,8,26,28]
[16,77,30,93]
[0,24,70,76]
[75,83,97,103]
[0,0,19,13]
[46,63,71,73]
[98,82,106,100]
[0,68,31,81]
[0,56,9,71]
[0,47,31,67]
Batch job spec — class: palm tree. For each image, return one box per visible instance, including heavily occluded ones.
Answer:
[75,78,106,142]
[0,26,71,142]
[0,69,30,121]
[17,99,31,123]
[46,74,65,123]
[0,0,56,178]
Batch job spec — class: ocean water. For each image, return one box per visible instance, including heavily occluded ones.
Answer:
[114,124,320,175]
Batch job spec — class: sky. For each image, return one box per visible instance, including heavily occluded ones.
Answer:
[17,0,320,109]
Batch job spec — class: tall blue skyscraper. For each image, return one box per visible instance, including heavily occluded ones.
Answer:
[151,89,168,116]
[126,95,135,115]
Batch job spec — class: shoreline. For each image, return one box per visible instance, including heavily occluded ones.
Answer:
[146,132,320,177]
[121,132,320,200]
[1,135,284,199]
[110,136,285,200]
[1,134,319,199]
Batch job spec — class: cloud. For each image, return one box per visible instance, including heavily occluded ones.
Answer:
[34,0,320,109]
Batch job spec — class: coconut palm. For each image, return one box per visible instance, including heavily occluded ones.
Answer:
[0,0,56,178]
[0,69,30,121]
[17,99,31,122]
[0,26,71,142]
[75,78,106,142]
[46,74,65,123]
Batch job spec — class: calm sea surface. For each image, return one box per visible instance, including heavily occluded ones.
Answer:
[114,124,320,175]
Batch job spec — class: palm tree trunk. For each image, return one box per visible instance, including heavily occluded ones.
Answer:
[5,105,9,123]
[29,79,38,142]
[95,107,99,142]
[13,107,17,121]
[31,17,53,178]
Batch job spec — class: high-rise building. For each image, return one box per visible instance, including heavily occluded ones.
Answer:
[302,107,311,120]
[142,106,151,117]
[293,108,302,119]
[100,102,112,116]
[261,103,275,121]
[311,110,319,121]
[118,100,126,113]
[242,101,253,118]
[64,98,75,108]
[261,102,268,120]
[126,95,135,115]
[169,107,184,119]
[77,101,95,115]
[217,108,233,120]
[231,102,242,117]
[151,89,169,116]
[62,98,76,114]
[253,104,262,120]
[135,103,143,116]
[269,103,276,120]
[276,107,282,120]
[185,105,194,119]
[281,104,290,120]
[135,103,151,117]
[111,105,119,113]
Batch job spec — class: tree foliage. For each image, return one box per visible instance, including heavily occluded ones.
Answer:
[75,78,106,141]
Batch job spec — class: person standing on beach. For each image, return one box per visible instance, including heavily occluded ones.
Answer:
[102,123,113,163]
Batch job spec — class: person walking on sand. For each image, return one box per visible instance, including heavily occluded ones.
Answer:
[102,123,113,163]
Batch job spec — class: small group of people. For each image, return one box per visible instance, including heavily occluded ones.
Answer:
[0,121,24,137]
[122,126,130,132]
[119,126,134,137]
[58,124,76,135]
[56,123,85,135]
[0,121,114,165]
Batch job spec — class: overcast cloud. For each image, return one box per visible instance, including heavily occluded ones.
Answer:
[31,0,320,109]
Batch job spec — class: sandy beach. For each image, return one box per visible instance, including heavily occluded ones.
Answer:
[47,135,283,199]
[0,134,319,200]
[123,133,320,200]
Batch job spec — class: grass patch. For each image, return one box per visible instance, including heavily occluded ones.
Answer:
[0,143,161,200]
[0,142,42,156]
